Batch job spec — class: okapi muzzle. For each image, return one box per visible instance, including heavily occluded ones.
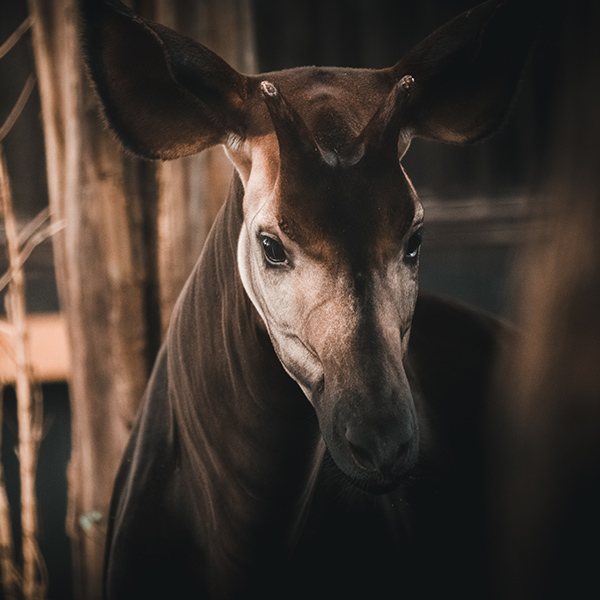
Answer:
[237,77,422,491]
[314,319,418,493]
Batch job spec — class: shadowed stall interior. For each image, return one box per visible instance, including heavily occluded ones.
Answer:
[489,1,600,598]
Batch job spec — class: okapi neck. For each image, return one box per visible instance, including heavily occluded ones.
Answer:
[165,174,321,570]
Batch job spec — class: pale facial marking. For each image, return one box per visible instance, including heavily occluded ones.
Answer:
[236,148,423,404]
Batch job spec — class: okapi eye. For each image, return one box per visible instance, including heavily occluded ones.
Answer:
[405,227,424,261]
[261,235,288,265]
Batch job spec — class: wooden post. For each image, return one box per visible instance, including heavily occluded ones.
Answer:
[27,0,154,597]
[27,0,256,598]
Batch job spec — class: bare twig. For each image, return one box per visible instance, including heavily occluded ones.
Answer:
[0,144,47,600]
[0,14,49,600]
[0,74,36,145]
[0,384,20,600]
[0,218,66,294]
[17,207,50,247]
[0,17,33,60]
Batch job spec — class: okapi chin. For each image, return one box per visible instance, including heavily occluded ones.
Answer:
[81,0,536,598]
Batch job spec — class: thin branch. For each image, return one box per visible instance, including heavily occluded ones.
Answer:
[21,220,64,258]
[0,17,33,60]
[0,144,47,600]
[0,17,48,600]
[0,220,65,294]
[0,74,36,145]
[17,207,51,248]
[0,384,20,600]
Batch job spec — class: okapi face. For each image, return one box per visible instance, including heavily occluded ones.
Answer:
[235,73,424,490]
[82,0,534,492]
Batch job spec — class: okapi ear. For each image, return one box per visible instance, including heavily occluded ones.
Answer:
[80,0,248,159]
[395,0,538,144]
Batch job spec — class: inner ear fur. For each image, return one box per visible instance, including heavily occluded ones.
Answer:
[81,0,248,160]
[395,0,539,144]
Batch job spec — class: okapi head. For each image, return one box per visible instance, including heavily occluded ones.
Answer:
[83,0,533,493]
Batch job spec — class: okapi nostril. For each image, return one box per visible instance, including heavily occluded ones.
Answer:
[393,442,410,470]
[347,439,377,471]
[345,425,413,473]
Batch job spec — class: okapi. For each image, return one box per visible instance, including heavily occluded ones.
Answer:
[81,1,534,598]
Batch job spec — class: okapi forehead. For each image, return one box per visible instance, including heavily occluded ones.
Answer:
[246,66,396,143]
[244,67,416,261]
[276,160,417,268]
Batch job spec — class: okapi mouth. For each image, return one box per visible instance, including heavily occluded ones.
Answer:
[325,447,418,495]
[350,442,419,495]
[316,392,420,495]
[349,470,413,495]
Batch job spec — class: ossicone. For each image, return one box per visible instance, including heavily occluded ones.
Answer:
[260,76,415,171]
[260,80,323,169]
[352,74,415,163]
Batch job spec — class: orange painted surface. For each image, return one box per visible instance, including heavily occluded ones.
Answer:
[0,313,70,383]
